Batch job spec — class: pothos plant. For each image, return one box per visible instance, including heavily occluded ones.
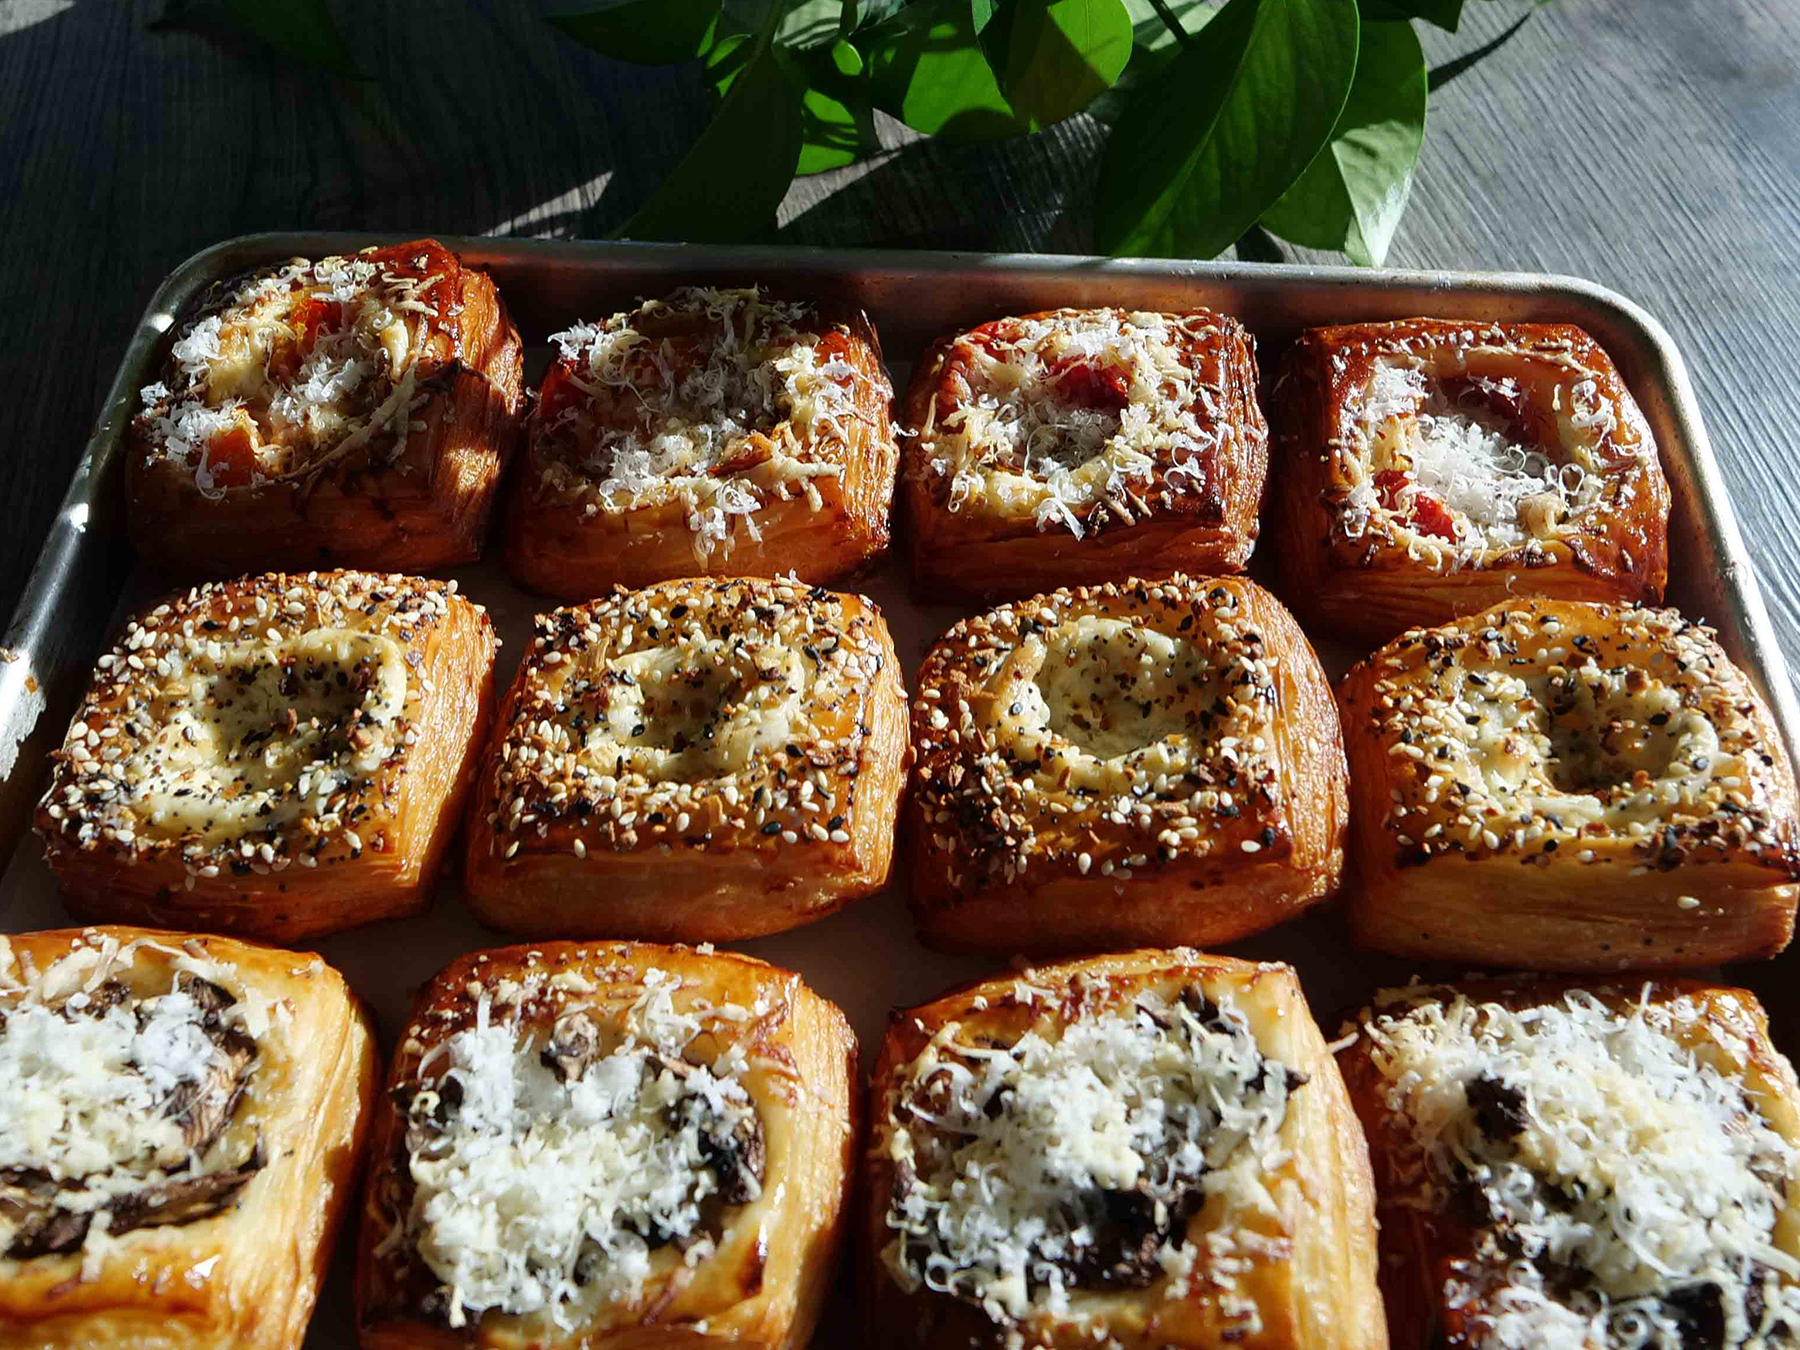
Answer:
[186,0,1544,264]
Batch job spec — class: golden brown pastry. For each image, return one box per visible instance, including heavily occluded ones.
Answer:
[907,574,1346,954]
[1338,976,1800,1350]
[861,949,1384,1350]
[902,307,1268,600]
[464,575,908,941]
[1272,318,1670,643]
[35,570,496,943]
[504,285,898,598]
[356,940,858,1349]
[0,925,377,1350]
[1337,597,1800,969]
[129,239,524,577]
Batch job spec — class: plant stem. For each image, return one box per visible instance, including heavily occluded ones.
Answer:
[1147,0,1195,48]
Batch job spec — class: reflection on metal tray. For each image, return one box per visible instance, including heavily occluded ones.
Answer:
[0,234,1794,1347]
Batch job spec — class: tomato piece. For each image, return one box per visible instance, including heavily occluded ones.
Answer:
[203,422,259,488]
[1373,467,1457,540]
[536,362,588,424]
[1045,354,1131,411]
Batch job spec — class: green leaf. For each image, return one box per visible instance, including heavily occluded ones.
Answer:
[843,0,907,30]
[1260,18,1425,265]
[721,0,842,46]
[1094,0,1359,259]
[619,39,804,242]
[998,0,1134,129]
[710,33,878,173]
[549,0,721,64]
[217,0,364,78]
[972,0,1001,32]
[1357,0,1461,30]
[860,0,1028,139]
[1121,0,1213,50]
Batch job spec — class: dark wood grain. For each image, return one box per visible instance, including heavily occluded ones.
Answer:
[2,0,1796,699]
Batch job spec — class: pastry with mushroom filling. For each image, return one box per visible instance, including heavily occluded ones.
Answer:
[130,239,524,578]
[902,307,1268,600]
[1338,976,1800,1350]
[1336,597,1800,969]
[907,574,1346,954]
[1271,319,1670,643]
[35,571,497,943]
[861,949,1384,1350]
[504,285,898,598]
[356,940,858,1349]
[464,575,907,941]
[0,925,377,1349]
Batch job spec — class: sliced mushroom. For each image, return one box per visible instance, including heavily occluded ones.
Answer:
[700,1114,766,1207]
[158,978,259,1157]
[105,1145,265,1234]
[538,1009,602,1084]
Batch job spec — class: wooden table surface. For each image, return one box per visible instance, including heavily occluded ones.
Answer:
[2,0,1797,684]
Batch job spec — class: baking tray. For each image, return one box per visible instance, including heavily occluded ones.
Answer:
[2,232,1795,1347]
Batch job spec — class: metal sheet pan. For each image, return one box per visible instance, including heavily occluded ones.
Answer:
[1,232,1794,1347]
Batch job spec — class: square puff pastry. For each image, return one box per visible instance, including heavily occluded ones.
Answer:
[504,285,899,598]
[355,940,859,1349]
[1336,597,1800,970]
[907,574,1347,955]
[860,948,1384,1350]
[0,924,377,1350]
[1272,318,1670,643]
[129,239,524,578]
[902,306,1268,600]
[35,570,497,943]
[464,575,908,942]
[1337,976,1800,1350]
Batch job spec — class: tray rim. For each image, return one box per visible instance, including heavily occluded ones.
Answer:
[4,230,1794,865]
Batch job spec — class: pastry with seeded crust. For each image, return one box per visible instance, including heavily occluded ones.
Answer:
[906,573,1345,955]
[34,570,496,943]
[1336,596,1799,970]
[464,574,908,942]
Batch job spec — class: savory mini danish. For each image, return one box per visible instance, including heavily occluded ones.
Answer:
[35,571,496,943]
[862,949,1383,1350]
[130,239,524,577]
[505,285,898,598]
[356,940,857,1349]
[464,575,907,940]
[908,574,1346,954]
[1339,976,1800,1350]
[1272,318,1670,642]
[1337,597,1800,969]
[0,925,377,1350]
[902,307,1268,599]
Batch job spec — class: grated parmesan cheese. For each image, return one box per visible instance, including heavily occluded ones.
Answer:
[398,969,763,1328]
[882,983,1299,1325]
[919,309,1231,538]
[540,287,857,560]
[1364,987,1800,1349]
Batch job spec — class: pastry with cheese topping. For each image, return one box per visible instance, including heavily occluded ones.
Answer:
[34,571,497,943]
[130,239,524,578]
[1337,597,1799,969]
[0,925,377,1349]
[356,940,857,1349]
[1338,976,1800,1350]
[907,574,1346,954]
[861,949,1384,1350]
[901,307,1268,600]
[504,286,899,598]
[1271,318,1670,643]
[464,575,907,941]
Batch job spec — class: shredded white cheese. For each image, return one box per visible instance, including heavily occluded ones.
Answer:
[400,969,761,1328]
[541,287,857,560]
[1365,987,1800,1349]
[883,984,1298,1324]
